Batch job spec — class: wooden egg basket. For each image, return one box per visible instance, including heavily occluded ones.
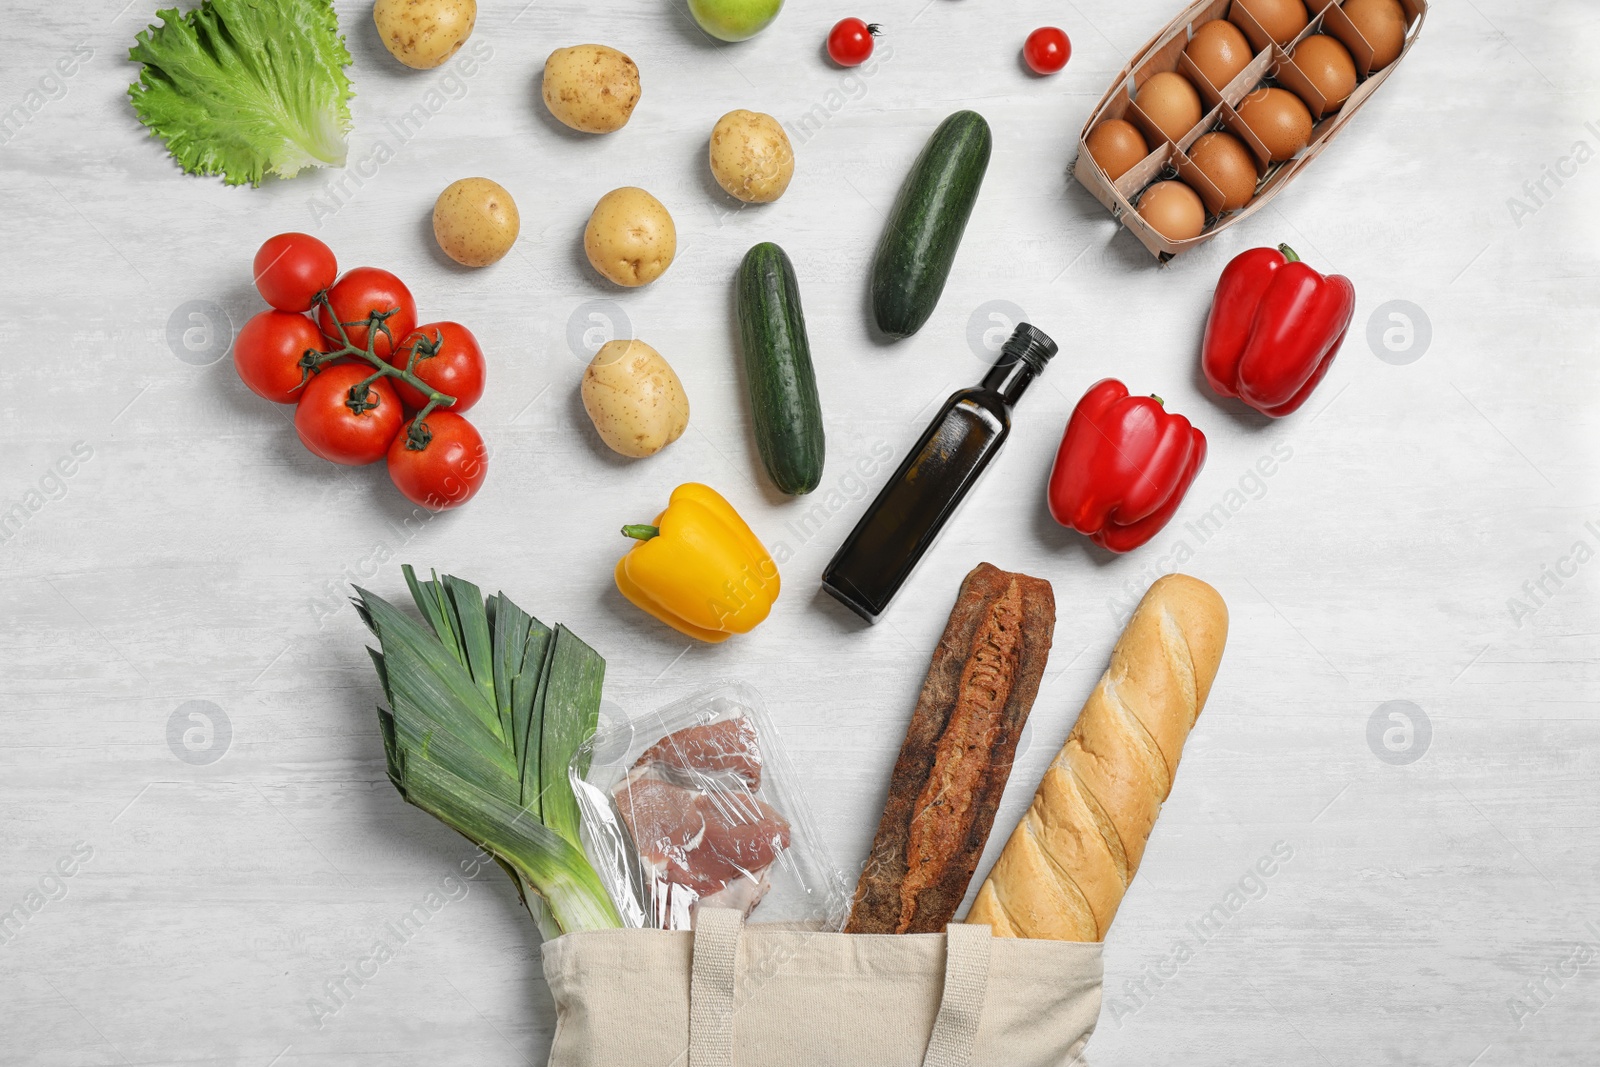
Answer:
[1073,0,1427,259]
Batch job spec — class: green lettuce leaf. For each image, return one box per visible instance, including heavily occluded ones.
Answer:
[128,0,353,186]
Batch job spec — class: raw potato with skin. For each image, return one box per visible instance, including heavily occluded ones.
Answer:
[584,187,676,287]
[372,0,477,70]
[582,339,689,458]
[709,110,795,203]
[433,177,519,267]
[542,44,641,134]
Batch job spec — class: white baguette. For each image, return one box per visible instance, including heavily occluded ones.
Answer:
[966,574,1227,941]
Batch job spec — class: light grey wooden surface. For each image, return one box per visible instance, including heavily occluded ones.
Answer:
[2,1,1597,1064]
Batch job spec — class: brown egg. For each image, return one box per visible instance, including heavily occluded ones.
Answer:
[1086,119,1150,181]
[1187,131,1258,211]
[1185,20,1255,91]
[1291,34,1357,114]
[1135,71,1205,144]
[1229,0,1308,46]
[1343,0,1406,69]
[1138,180,1207,242]
[1237,87,1313,162]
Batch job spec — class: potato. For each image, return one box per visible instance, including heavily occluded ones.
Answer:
[433,177,519,267]
[581,339,689,458]
[708,110,795,203]
[583,187,676,287]
[373,0,477,70]
[542,44,641,134]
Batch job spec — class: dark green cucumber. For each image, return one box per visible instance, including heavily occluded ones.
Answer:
[870,110,993,339]
[736,242,825,496]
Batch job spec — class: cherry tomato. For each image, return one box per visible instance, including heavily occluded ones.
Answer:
[233,310,329,404]
[1024,27,1071,74]
[385,322,486,412]
[253,233,337,313]
[316,267,417,360]
[387,411,488,511]
[294,362,404,466]
[827,18,879,66]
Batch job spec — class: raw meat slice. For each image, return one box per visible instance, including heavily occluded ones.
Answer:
[669,791,789,896]
[635,717,765,789]
[612,772,704,876]
[612,717,793,925]
[696,792,789,886]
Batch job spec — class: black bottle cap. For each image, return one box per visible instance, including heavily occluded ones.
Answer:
[1000,323,1058,373]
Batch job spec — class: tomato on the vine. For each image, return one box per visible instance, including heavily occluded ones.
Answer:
[316,267,416,360]
[1023,27,1071,75]
[827,18,879,67]
[387,411,488,511]
[239,240,490,509]
[234,310,328,404]
[385,322,486,412]
[294,362,404,466]
[253,233,338,312]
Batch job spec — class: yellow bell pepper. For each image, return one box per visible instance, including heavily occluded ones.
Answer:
[614,483,780,643]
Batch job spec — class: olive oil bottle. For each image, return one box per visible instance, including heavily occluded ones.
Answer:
[822,323,1058,621]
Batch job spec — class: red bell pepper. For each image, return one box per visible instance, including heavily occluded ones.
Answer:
[1201,244,1356,418]
[1047,379,1207,553]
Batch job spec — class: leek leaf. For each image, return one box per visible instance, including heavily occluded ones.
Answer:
[489,593,530,744]
[443,575,497,716]
[357,587,504,748]
[539,626,605,850]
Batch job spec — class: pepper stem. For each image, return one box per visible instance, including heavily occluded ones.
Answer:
[1150,394,1165,406]
[621,525,660,541]
[1278,243,1300,263]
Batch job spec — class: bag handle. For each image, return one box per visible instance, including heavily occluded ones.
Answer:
[687,911,994,1067]
[921,921,992,1067]
[689,908,743,1067]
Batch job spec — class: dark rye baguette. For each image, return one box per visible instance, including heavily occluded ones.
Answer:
[845,562,1055,934]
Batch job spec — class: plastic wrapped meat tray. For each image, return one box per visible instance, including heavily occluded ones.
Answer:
[571,682,847,931]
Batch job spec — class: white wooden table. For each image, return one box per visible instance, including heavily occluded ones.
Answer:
[2,1,1596,1063]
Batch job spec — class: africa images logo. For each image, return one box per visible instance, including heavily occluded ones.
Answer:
[166,700,231,766]
[1367,701,1430,766]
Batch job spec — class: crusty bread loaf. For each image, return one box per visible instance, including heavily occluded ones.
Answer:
[845,563,1055,934]
[965,574,1227,941]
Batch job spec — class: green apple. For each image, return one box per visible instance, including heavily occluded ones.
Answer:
[687,0,784,42]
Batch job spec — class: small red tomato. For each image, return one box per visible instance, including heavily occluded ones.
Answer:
[1024,26,1071,74]
[233,310,328,404]
[385,322,486,412]
[387,411,488,511]
[827,18,879,67]
[253,233,337,313]
[317,267,417,360]
[294,362,404,466]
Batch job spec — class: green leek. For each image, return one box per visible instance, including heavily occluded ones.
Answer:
[355,566,621,936]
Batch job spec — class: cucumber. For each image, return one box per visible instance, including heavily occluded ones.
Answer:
[870,110,993,339]
[736,242,825,496]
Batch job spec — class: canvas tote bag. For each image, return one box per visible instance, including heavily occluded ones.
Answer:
[542,908,1103,1067]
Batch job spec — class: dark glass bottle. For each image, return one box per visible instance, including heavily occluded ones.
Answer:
[822,323,1058,621]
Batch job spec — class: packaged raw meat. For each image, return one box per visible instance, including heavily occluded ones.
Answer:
[571,682,848,931]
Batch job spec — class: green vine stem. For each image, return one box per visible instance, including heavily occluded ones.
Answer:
[296,294,457,450]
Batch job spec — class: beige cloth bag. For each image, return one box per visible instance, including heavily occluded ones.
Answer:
[542,908,1103,1067]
